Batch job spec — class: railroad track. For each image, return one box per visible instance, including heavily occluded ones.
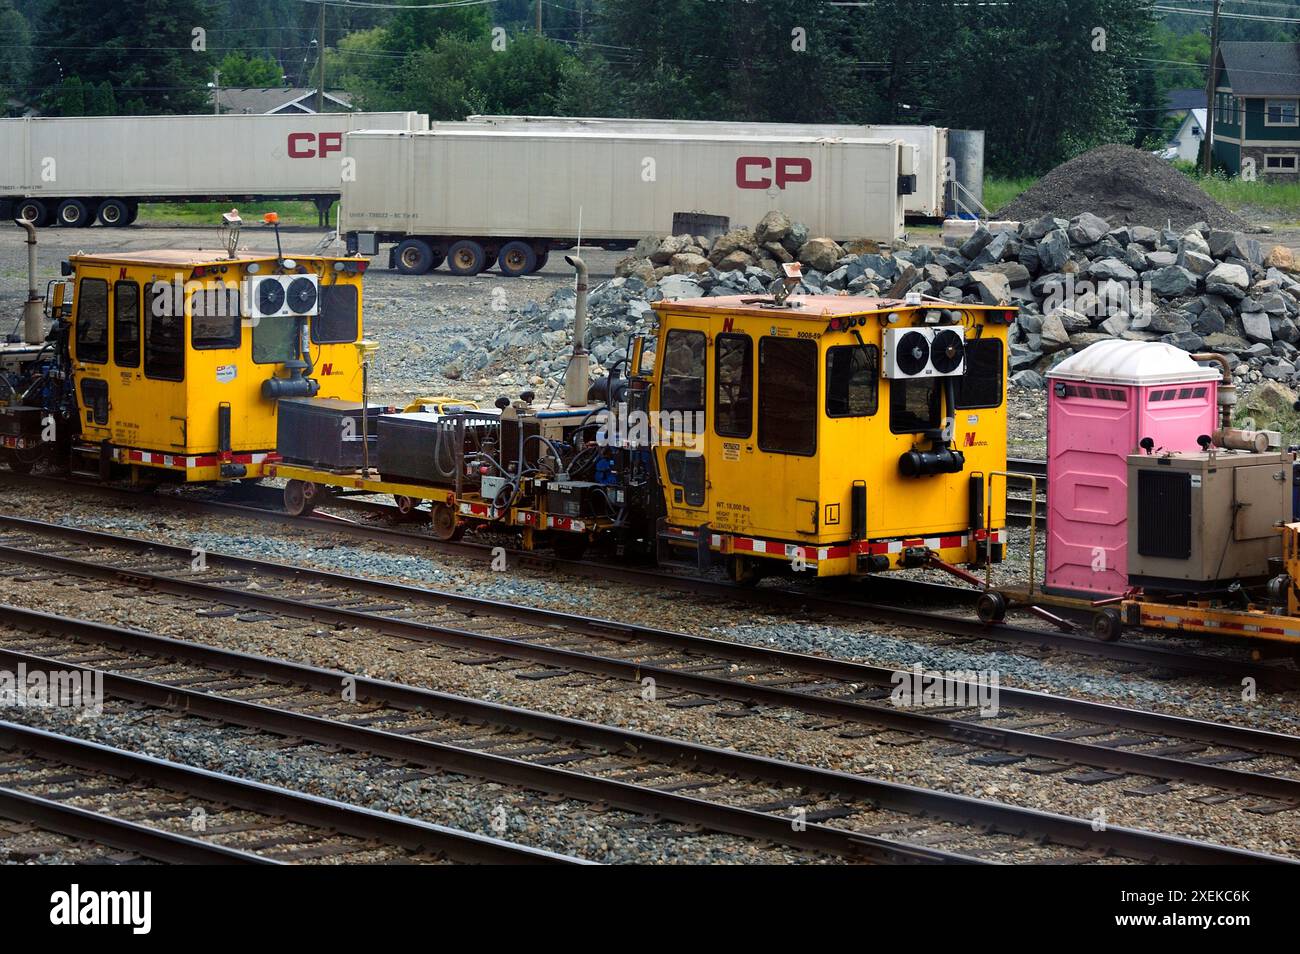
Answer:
[0,604,1285,865]
[0,720,578,865]
[0,516,1295,862]
[4,472,1294,691]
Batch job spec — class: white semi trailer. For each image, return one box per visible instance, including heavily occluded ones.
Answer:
[461,115,958,219]
[340,127,916,276]
[0,111,427,227]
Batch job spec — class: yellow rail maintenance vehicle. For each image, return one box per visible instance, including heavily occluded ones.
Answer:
[13,211,369,482]
[636,267,1016,582]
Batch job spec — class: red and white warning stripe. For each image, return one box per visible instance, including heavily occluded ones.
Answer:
[663,526,1005,565]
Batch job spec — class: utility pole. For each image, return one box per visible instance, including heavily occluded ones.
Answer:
[315,0,326,114]
[212,69,220,115]
[536,0,542,35]
[1202,0,1222,176]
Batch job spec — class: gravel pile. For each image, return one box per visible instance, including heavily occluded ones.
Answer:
[999,144,1250,231]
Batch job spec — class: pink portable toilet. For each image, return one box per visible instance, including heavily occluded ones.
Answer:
[1044,340,1220,597]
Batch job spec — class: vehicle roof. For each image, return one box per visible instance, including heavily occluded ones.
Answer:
[653,294,1011,319]
[353,127,902,146]
[68,249,352,267]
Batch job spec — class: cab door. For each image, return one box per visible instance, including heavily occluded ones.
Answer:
[740,334,822,540]
[653,320,710,528]
[69,268,113,443]
[107,276,144,448]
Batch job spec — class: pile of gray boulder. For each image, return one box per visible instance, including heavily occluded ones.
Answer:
[461,209,1300,393]
[960,213,1300,391]
[615,210,867,283]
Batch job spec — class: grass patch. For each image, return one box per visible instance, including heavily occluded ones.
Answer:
[983,176,1038,215]
[135,201,327,228]
[1197,178,1300,221]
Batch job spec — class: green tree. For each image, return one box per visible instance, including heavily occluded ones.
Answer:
[85,80,117,115]
[0,0,32,107]
[33,0,216,114]
[217,50,284,86]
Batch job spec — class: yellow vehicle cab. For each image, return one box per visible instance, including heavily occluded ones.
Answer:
[65,247,366,482]
[640,293,1014,580]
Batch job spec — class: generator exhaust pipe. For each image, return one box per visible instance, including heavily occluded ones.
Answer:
[1192,352,1235,432]
[17,217,43,345]
[564,255,589,408]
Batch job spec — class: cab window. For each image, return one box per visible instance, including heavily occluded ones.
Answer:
[145,282,184,382]
[826,344,879,417]
[113,281,140,368]
[890,379,941,433]
[955,339,1003,410]
[313,283,359,344]
[660,329,706,418]
[75,278,109,364]
[190,287,240,349]
[714,333,753,438]
[758,336,816,456]
[253,315,299,364]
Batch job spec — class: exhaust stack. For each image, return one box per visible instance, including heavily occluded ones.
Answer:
[17,217,43,344]
[564,255,590,408]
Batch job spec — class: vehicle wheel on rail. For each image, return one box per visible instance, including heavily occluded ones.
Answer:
[394,238,435,275]
[976,590,1007,625]
[14,198,48,226]
[97,199,130,227]
[552,534,589,561]
[393,495,424,522]
[283,479,323,517]
[429,502,464,541]
[727,555,763,587]
[1091,608,1123,642]
[532,250,549,273]
[55,199,91,228]
[0,448,36,475]
[446,240,487,276]
[497,241,537,278]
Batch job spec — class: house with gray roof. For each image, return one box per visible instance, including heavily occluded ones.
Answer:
[1211,41,1300,179]
[209,87,355,115]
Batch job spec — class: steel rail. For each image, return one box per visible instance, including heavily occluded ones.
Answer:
[2,526,1299,802]
[0,785,275,865]
[0,719,588,865]
[5,477,1294,691]
[0,606,1290,865]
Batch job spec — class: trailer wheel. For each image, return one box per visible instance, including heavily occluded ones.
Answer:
[447,240,487,276]
[1091,608,1124,642]
[124,201,140,225]
[532,250,550,273]
[976,591,1007,624]
[56,199,91,228]
[14,199,48,226]
[97,199,130,227]
[394,238,435,275]
[497,241,537,277]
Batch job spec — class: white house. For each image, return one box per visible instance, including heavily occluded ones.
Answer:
[1163,108,1206,162]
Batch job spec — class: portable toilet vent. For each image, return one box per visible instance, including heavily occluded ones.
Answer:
[1044,340,1220,597]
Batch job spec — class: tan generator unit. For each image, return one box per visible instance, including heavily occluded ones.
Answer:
[339,127,912,272]
[1127,449,1292,591]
